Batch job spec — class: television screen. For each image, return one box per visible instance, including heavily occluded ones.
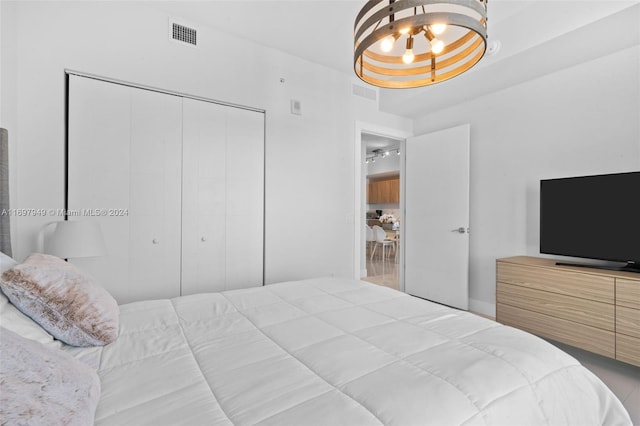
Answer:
[540,171,640,267]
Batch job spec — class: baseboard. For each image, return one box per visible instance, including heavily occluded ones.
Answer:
[360,268,368,278]
[469,298,495,319]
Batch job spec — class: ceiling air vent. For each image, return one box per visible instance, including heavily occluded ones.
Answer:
[170,19,197,46]
[352,84,377,102]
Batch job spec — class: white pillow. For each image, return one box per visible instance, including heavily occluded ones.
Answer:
[0,251,17,274]
[0,253,119,347]
[0,327,101,425]
[0,291,57,346]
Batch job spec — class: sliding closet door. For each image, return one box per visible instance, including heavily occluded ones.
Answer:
[127,88,182,301]
[68,76,182,303]
[181,100,227,294]
[181,98,264,295]
[225,107,264,290]
[70,75,264,301]
[68,76,131,302]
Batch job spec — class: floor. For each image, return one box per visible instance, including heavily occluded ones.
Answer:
[550,341,640,424]
[362,242,399,290]
[362,245,639,424]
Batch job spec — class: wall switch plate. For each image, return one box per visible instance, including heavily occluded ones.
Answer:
[290,99,302,115]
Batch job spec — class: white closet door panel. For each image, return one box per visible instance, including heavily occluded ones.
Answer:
[226,214,263,289]
[68,76,182,303]
[128,88,182,301]
[225,107,264,290]
[226,108,264,215]
[198,180,225,212]
[181,98,227,295]
[181,209,226,294]
[129,173,164,216]
[69,77,131,209]
[71,220,130,304]
[68,76,131,301]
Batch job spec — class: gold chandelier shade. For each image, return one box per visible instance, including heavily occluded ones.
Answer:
[354,0,488,89]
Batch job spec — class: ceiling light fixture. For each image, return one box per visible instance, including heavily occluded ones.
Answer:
[366,148,400,163]
[354,0,488,89]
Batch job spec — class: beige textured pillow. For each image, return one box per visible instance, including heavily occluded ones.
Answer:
[0,253,119,346]
[0,327,101,425]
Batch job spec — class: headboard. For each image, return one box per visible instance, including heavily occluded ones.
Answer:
[0,128,12,256]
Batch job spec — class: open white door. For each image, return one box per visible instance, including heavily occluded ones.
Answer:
[404,124,470,310]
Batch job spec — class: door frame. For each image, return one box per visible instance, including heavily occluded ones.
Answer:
[353,121,412,291]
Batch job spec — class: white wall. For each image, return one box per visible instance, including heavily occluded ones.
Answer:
[0,1,412,284]
[413,45,640,316]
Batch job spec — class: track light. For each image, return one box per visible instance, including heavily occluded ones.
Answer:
[365,147,401,164]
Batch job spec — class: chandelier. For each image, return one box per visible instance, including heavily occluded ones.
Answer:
[354,0,488,89]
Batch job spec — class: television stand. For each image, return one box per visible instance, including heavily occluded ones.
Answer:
[496,256,640,367]
[555,261,640,273]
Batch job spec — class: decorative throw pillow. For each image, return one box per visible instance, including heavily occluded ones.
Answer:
[0,327,101,425]
[1,252,57,345]
[0,253,119,346]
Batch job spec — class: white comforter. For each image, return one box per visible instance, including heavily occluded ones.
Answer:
[84,278,630,425]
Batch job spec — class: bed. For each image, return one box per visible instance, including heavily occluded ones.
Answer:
[0,254,633,425]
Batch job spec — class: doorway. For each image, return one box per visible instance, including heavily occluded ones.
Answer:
[354,122,471,311]
[353,122,411,292]
[362,133,403,290]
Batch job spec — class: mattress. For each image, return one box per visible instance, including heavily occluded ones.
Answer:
[77,277,630,425]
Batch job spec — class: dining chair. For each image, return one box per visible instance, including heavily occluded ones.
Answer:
[366,225,376,254]
[371,225,395,261]
[394,231,400,263]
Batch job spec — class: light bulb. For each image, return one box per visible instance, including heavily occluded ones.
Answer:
[399,27,411,35]
[402,49,415,64]
[431,38,445,54]
[380,35,395,53]
[430,24,447,35]
[402,36,415,64]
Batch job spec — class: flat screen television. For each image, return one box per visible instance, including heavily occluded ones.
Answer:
[540,171,640,272]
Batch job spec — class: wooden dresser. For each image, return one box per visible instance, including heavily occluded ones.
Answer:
[496,256,640,367]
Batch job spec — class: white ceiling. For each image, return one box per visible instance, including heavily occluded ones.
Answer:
[362,132,403,153]
[153,0,639,120]
[152,1,533,77]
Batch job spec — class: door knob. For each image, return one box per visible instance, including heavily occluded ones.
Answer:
[451,227,466,234]
[201,237,206,242]
[152,238,159,244]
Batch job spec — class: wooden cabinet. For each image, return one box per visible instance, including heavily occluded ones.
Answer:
[615,279,640,366]
[367,175,399,204]
[496,256,640,367]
